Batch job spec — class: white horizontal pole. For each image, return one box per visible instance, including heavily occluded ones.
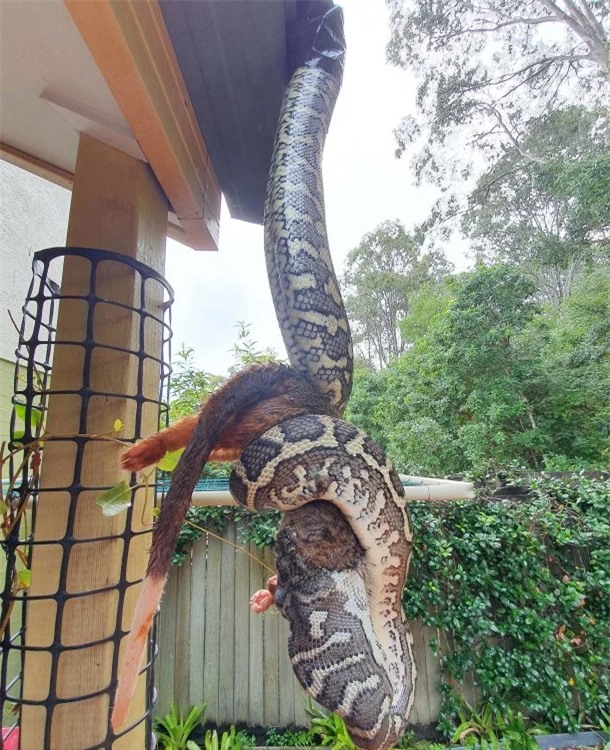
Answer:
[157,475,475,507]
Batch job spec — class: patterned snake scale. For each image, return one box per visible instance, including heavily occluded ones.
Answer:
[230,416,415,749]
[230,7,416,748]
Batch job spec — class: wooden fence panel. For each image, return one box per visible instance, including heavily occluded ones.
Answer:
[219,523,236,718]
[156,522,447,729]
[203,529,222,719]
[248,541,266,725]
[234,536,251,722]
[189,537,207,705]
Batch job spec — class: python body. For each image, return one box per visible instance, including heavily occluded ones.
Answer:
[112,5,414,747]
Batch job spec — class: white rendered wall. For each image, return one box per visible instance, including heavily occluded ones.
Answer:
[0,160,70,361]
[0,159,71,444]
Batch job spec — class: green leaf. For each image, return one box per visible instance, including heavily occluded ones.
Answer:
[157,448,185,473]
[17,569,31,589]
[15,403,43,428]
[96,481,132,517]
[187,742,200,750]
[113,419,123,433]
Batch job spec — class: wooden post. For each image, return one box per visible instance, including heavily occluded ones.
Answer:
[20,134,167,750]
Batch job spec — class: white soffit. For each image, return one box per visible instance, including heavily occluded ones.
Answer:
[0,0,141,176]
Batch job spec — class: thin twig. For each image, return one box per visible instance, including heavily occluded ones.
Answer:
[184,519,276,576]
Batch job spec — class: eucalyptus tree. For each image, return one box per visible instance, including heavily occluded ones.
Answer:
[341,220,451,368]
[387,0,610,186]
[463,106,610,303]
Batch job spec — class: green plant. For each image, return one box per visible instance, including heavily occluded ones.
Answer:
[306,702,355,750]
[451,704,502,749]
[265,727,316,747]
[153,703,206,750]
[172,505,281,566]
[398,731,446,750]
[451,703,546,750]
[498,708,545,750]
[597,709,610,750]
[204,726,247,750]
[234,730,256,749]
[404,476,610,736]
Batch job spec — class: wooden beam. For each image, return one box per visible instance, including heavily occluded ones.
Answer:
[64,0,221,251]
[0,142,73,191]
[20,134,167,749]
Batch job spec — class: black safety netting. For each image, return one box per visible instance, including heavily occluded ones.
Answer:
[0,247,173,749]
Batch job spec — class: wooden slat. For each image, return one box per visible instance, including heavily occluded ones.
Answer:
[263,547,280,725]
[189,536,207,706]
[218,523,236,719]
[175,556,192,710]
[233,531,251,723]
[64,0,221,251]
[278,617,296,725]
[203,531,222,721]
[248,542,266,725]
[157,567,178,719]
[409,619,431,726]
[424,626,444,720]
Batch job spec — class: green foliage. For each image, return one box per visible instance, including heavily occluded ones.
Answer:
[398,733,446,750]
[386,0,610,188]
[95,480,132,517]
[404,476,610,736]
[228,321,280,374]
[170,323,279,424]
[238,510,282,549]
[463,107,610,305]
[172,505,281,566]
[598,710,610,749]
[348,265,610,475]
[170,345,223,422]
[265,727,316,747]
[234,731,256,749]
[451,703,544,750]
[451,703,502,749]
[342,220,451,367]
[154,703,207,750]
[306,703,355,750]
[204,726,249,750]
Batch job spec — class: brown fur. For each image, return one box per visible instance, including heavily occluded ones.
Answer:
[122,377,338,471]
[280,501,363,570]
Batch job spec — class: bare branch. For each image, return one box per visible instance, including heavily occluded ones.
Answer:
[476,103,547,163]
[431,15,561,40]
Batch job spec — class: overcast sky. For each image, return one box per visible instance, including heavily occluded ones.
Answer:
[165,0,472,376]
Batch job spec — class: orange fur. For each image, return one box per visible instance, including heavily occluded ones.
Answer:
[112,576,165,731]
[121,415,198,471]
[121,394,337,471]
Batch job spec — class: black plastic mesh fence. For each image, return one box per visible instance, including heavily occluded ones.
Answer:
[0,247,173,749]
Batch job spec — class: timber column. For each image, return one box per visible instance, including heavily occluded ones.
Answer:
[21,134,168,749]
